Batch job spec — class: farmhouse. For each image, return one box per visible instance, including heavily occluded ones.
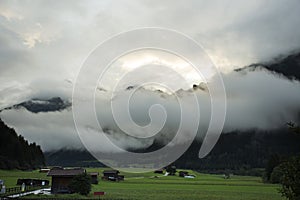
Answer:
[102,170,124,181]
[47,167,85,194]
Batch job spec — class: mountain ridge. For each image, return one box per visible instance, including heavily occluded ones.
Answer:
[235,51,300,80]
[0,97,71,113]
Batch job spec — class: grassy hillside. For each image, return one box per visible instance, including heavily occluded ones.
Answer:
[0,168,284,200]
[0,169,50,187]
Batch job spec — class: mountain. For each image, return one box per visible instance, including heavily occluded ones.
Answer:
[1,97,71,113]
[0,118,45,169]
[175,127,300,173]
[45,149,105,167]
[44,127,300,173]
[235,51,300,80]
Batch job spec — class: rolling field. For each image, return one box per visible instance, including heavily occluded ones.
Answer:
[0,168,284,200]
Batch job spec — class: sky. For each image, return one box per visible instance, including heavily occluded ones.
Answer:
[1,0,300,151]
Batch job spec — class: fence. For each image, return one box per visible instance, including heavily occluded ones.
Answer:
[0,185,48,198]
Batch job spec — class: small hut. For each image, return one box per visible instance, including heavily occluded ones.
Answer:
[89,172,99,184]
[179,171,189,177]
[102,170,124,181]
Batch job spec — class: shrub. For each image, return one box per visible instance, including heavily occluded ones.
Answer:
[263,154,282,183]
[270,165,284,184]
[68,173,91,196]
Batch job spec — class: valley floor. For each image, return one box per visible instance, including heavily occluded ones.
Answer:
[0,168,284,200]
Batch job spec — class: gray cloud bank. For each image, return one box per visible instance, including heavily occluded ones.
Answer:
[1,68,300,151]
[1,0,300,151]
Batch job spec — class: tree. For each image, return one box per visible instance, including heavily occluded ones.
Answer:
[278,155,300,200]
[68,173,91,196]
[276,123,300,200]
[263,154,282,183]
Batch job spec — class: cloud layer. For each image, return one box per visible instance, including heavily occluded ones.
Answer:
[1,1,300,151]
[2,68,300,151]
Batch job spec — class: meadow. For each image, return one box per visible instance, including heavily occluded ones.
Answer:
[0,168,284,200]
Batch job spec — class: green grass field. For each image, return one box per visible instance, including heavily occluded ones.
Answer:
[0,168,284,200]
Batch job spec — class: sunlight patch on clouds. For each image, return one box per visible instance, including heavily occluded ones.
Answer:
[121,55,159,70]
[21,23,58,48]
[0,7,23,21]
[22,30,42,48]
[116,49,204,89]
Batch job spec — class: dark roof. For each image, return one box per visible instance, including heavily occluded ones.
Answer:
[103,170,119,174]
[47,168,85,177]
[89,172,99,176]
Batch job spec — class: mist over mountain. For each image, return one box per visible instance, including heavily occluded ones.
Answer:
[39,50,300,169]
[45,149,104,168]
[44,126,300,172]
[2,50,300,153]
[235,51,300,80]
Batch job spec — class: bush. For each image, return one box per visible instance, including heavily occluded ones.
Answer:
[68,173,91,196]
[166,165,176,175]
[263,154,282,183]
[270,165,284,184]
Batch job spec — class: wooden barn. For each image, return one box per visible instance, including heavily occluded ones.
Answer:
[102,170,124,181]
[89,172,99,184]
[47,167,85,194]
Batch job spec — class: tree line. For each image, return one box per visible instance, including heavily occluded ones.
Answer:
[0,118,45,170]
[174,127,300,175]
